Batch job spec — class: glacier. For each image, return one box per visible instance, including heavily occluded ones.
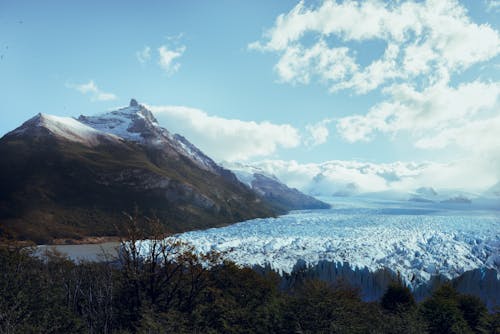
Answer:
[173,198,500,289]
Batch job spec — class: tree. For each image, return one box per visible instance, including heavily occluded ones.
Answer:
[420,284,473,334]
[457,294,489,333]
[0,244,84,333]
[380,279,426,334]
[280,279,384,333]
[381,280,416,313]
[114,210,222,332]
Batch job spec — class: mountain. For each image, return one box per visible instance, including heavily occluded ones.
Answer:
[249,173,330,210]
[77,101,328,210]
[77,99,225,175]
[484,182,500,197]
[0,100,280,243]
[223,162,330,210]
[408,187,439,202]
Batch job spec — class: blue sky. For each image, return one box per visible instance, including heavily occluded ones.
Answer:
[1,0,500,191]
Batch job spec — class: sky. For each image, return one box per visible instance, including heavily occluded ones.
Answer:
[1,0,500,193]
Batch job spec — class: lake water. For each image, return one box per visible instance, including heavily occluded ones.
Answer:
[36,241,120,262]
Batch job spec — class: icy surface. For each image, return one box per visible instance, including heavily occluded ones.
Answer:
[79,101,222,174]
[79,105,147,142]
[13,113,120,146]
[173,198,500,287]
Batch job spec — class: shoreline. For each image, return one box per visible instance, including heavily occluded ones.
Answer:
[48,236,121,246]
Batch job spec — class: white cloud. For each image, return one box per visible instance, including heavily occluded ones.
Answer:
[336,80,500,142]
[67,80,117,102]
[248,0,500,191]
[136,35,186,73]
[486,0,500,12]
[305,119,332,146]
[247,158,497,195]
[415,115,500,152]
[147,105,301,162]
[274,40,358,85]
[158,45,185,74]
[136,46,151,64]
[251,0,500,93]
[336,80,500,185]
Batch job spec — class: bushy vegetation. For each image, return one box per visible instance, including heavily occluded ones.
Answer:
[1,217,498,333]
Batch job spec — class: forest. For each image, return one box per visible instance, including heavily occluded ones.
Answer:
[0,215,498,334]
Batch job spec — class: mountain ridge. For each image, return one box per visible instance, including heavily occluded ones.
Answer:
[223,162,330,210]
[0,100,328,243]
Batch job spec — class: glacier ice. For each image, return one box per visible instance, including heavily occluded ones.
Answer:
[172,199,500,288]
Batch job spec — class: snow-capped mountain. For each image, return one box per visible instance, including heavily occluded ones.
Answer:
[234,160,493,205]
[222,162,279,187]
[0,100,289,243]
[408,187,474,204]
[485,182,500,197]
[223,162,329,210]
[78,99,225,175]
[7,99,228,178]
[9,113,122,147]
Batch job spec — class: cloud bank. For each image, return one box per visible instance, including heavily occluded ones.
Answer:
[246,159,498,196]
[250,0,500,93]
[251,0,500,187]
[148,105,301,162]
[336,81,500,143]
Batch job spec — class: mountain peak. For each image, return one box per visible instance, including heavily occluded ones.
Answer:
[77,103,176,151]
[130,98,139,107]
[5,112,119,147]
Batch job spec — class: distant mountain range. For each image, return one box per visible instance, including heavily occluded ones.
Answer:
[237,160,500,206]
[0,99,328,243]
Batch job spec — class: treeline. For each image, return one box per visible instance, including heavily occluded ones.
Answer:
[0,217,499,333]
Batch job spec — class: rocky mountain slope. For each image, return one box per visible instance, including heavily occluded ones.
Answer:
[0,100,285,243]
[224,162,330,210]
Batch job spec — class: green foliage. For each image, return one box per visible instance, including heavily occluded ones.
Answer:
[379,279,426,334]
[0,235,497,333]
[193,263,282,333]
[280,280,384,333]
[420,284,486,334]
[381,280,416,313]
[458,294,490,332]
[0,245,84,333]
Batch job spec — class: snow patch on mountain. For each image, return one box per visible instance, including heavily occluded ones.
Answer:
[8,99,229,176]
[78,102,164,144]
[221,162,279,187]
[78,99,224,174]
[174,134,223,174]
[11,113,120,146]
